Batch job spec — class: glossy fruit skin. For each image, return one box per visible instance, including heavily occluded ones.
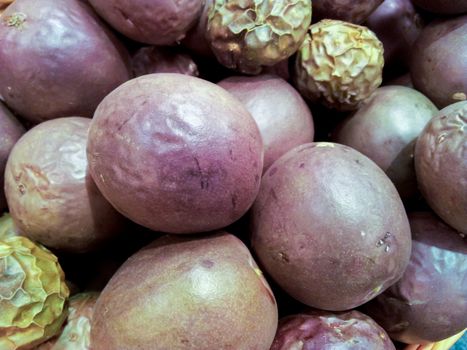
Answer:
[251,142,412,311]
[411,0,467,14]
[294,20,384,111]
[91,232,278,350]
[88,0,203,45]
[333,86,438,200]
[5,117,124,253]
[218,74,314,172]
[271,310,395,350]
[206,0,312,74]
[414,101,467,233]
[87,73,263,234]
[0,102,25,209]
[410,15,467,109]
[131,46,199,77]
[0,236,69,350]
[313,0,383,24]
[0,0,130,122]
[362,212,467,344]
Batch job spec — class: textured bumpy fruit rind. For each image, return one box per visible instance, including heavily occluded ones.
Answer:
[294,19,384,111]
[206,0,312,74]
[0,236,69,350]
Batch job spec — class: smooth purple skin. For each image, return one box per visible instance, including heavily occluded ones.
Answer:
[362,212,467,344]
[365,0,424,70]
[414,101,467,233]
[312,0,383,24]
[410,15,467,109]
[88,0,203,45]
[218,74,314,172]
[251,142,412,311]
[332,86,438,200]
[411,0,467,14]
[0,0,131,123]
[182,0,214,58]
[271,310,396,350]
[87,73,263,234]
[0,102,25,210]
[4,117,125,253]
[131,46,199,78]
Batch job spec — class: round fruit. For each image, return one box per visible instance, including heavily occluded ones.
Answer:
[251,142,412,311]
[0,102,25,209]
[5,117,124,253]
[0,0,130,122]
[411,0,467,14]
[313,0,383,24]
[182,0,214,58]
[410,15,467,108]
[87,73,263,234]
[271,310,395,349]
[294,20,384,111]
[91,232,278,350]
[414,101,467,233]
[206,0,312,74]
[0,213,18,240]
[218,74,314,172]
[0,236,69,350]
[362,212,467,344]
[333,86,438,199]
[88,0,203,45]
[131,47,199,78]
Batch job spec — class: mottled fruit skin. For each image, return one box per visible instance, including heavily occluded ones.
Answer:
[251,142,412,311]
[294,20,384,111]
[333,86,438,199]
[414,101,467,233]
[362,212,467,344]
[88,0,203,45]
[0,0,131,122]
[5,117,124,253]
[91,233,278,350]
[206,0,312,74]
[411,0,467,14]
[182,0,214,58]
[410,15,467,108]
[365,0,424,70]
[131,46,199,78]
[0,213,19,239]
[0,236,69,350]
[271,310,395,350]
[218,74,314,172]
[87,73,263,234]
[0,102,25,209]
[313,0,383,24]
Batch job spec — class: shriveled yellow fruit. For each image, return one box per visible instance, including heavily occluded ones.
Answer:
[207,0,312,74]
[0,236,69,350]
[294,19,384,111]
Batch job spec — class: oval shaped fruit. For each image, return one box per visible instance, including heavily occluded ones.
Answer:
[411,0,467,14]
[91,232,278,350]
[313,0,383,24]
[0,236,69,350]
[362,212,467,344]
[88,0,203,45]
[414,101,467,233]
[0,102,25,209]
[218,74,314,172]
[294,20,384,111]
[271,310,395,350]
[206,0,312,74]
[131,47,199,78]
[87,73,263,234]
[0,0,131,122]
[333,86,438,199]
[37,292,99,350]
[410,15,467,108]
[5,117,124,253]
[251,142,412,311]
[0,213,18,240]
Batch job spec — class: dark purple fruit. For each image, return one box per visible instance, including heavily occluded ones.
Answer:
[313,0,383,24]
[411,0,467,15]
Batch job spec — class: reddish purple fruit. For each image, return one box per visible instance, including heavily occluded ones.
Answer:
[87,73,263,234]
[411,0,467,15]
[313,0,383,24]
